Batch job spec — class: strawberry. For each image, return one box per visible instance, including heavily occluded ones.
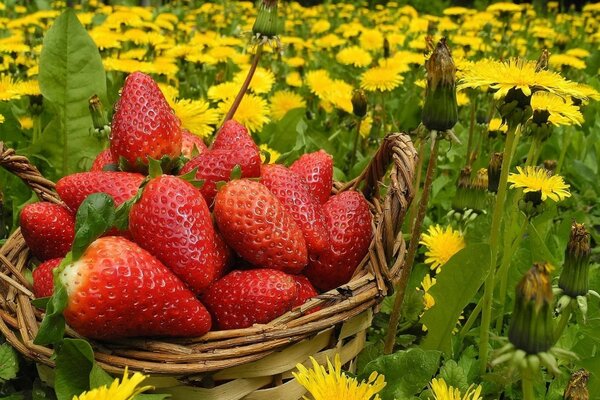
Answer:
[303,191,372,291]
[32,258,62,298]
[180,120,261,206]
[261,164,329,255]
[202,269,297,330]
[290,150,334,205]
[292,274,319,310]
[214,228,233,279]
[20,203,75,261]
[59,236,211,339]
[129,175,218,294]
[56,172,144,213]
[90,149,116,172]
[110,71,182,169]
[214,179,308,274]
[181,129,208,159]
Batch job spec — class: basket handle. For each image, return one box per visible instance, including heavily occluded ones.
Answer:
[0,142,62,204]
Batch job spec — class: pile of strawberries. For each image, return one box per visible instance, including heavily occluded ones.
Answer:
[21,72,373,340]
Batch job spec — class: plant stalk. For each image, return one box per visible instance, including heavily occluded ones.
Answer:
[349,119,362,172]
[522,367,535,400]
[408,139,425,232]
[222,45,263,124]
[555,302,573,341]
[383,135,440,355]
[479,123,521,373]
[459,298,483,338]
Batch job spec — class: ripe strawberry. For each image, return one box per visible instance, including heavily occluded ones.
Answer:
[303,191,372,291]
[214,228,233,279]
[261,164,328,255]
[90,149,116,172]
[56,172,144,213]
[32,258,62,298]
[211,120,259,154]
[110,72,182,169]
[181,129,208,159]
[292,274,319,310]
[20,203,75,261]
[129,175,218,294]
[59,236,211,339]
[202,269,297,330]
[290,150,333,205]
[214,179,308,274]
[179,148,261,206]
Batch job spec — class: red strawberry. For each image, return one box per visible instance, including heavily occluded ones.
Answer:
[290,150,333,204]
[110,72,182,169]
[292,274,319,310]
[32,258,62,298]
[20,203,75,261]
[214,179,308,274]
[90,149,116,172]
[214,228,233,279]
[211,120,259,154]
[181,129,208,159]
[304,191,372,291]
[56,172,144,213]
[261,164,329,255]
[129,175,218,294]
[202,269,297,330]
[179,148,261,206]
[59,236,211,339]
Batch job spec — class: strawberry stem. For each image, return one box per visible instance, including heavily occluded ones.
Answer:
[222,45,263,125]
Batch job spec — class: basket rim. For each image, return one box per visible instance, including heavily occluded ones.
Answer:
[0,133,417,375]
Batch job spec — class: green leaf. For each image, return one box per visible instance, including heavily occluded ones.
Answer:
[72,193,115,260]
[361,348,441,400]
[0,343,20,381]
[37,9,107,177]
[438,360,468,393]
[420,243,491,355]
[31,297,51,309]
[89,364,113,389]
[34,278,69,346]
[54,339,95,400]
[148,157,163,178]
[230,164,242,180]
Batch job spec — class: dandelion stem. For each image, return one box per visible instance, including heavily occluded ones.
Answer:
[349,119,362,172]
[522,367,535,400]
[459,298,483,338]
[384,133,439,355]
[466,97,477,166]
[555,301,573,341]
[495,216,529,332]
[556,129,572,175]
[479,123,521,374]
[222,45,263,125]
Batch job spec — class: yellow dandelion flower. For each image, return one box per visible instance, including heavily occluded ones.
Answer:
[486,2,522,13]
[360,66,403,92]
[459,58,594,101]
[315,34,344,49]
[306,69,333,98]
[285,57,306,68]
[530,92,583,126]
[430,378,483,400]
[171,99,220,138]
[270,90,306,121]
[19,116,33,130]
[259,144,280,164]
[508,166,570,202]
[443,7,475,16]
[419,274,437,310]
[550,54,586,70]
[217,94,269,133]
[457,92,470,106]
[336,46,373,68]
[157,83,179,108]
[234,67,274,95]
[12,79,41,97]
[293,354,386,400]
[311,19,331,34]
[286,71,303,87]
[326,80,353,113]
[420,225,465,273]
[207,82,240,102]
[565,48,590,59]
[488,118,508,133]
[73,367,152,400]
[0,114,5,124]
[206,46,236,64]
[360,113,373,138]
[359,28,384,51]
[0,75,21,101]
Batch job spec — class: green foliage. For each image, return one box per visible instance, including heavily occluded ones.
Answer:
[0,345,20,382]
[36,9,107,179]
[72,193,116,260]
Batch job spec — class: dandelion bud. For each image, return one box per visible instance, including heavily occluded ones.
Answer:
[559,223,591,298]
[488,152,503,193]
[383,37,390,59]
[452,167,472,211]
[564,369,589,400]
[471,168,489,211]
[252,0,280,40]
[544,159,557,174]
[508,262,556,354]
[422,38,458,132]
[88,94,108,130]
[351,89,368,118]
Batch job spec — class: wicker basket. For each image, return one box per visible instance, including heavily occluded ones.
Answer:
[0,133,417,400]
